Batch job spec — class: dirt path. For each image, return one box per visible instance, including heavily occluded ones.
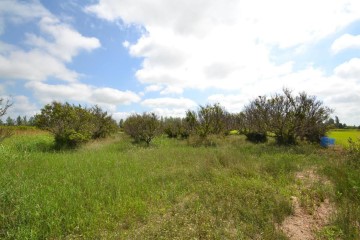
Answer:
[280,169,334,240]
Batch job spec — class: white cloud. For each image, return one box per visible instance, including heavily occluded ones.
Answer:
[26,82,140,110]
[145,84,163,92]
[0,0,50,29]
[207,94,248,113]
[86,0,360,94]
[112,111,134,121]
[0,1,100,83]
[25,16,101,62]
[141,97,197,109]
[334,58,360,80]
[5,95,39,118]
[92,88,141,105]
[160,86,183,95]
[0,50,79,82]
[331,34,360,54]
[86,0,360,124]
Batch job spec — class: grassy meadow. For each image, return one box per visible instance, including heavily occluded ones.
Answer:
[0,129,359,239]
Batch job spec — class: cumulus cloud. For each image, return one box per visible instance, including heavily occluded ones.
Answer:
[92,88,141,105]
[141,97,197,109]
[25,16,101,62]
[0,0,100,83]
[331,34,360,54]
[27,82,140,108]
[334,58,360,80]
[85,0,360,124]
[0,50,79,82]
[86,0,360,93]
[5,95,39,118]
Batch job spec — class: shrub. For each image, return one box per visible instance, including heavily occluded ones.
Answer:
[90,105,118,139]
[35,102,116,149]
[123,113,160,146]
[162,117,184,138]
[245,132,267,143]
[243,89,333,145]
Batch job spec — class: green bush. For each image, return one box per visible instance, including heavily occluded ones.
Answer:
[243,89,332,145]
[123,113,160,146]
[35,102,117,149]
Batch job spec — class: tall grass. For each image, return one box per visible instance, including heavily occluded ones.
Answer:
[0,133,358,239]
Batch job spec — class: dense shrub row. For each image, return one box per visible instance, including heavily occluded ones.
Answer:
[122,89,333,146]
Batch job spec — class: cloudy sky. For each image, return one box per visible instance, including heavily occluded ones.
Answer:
[1,0,360,124]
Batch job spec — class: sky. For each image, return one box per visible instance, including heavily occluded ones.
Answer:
[0,0,360,125]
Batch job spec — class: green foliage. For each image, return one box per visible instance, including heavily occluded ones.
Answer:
[243,89,333,145]
[90,105,118,139]
[162,117,187,138]
[196,103,228,137]
[123,113,160,146]
[35,102,117,148]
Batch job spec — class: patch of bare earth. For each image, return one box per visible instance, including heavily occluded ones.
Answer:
[280,169,335,240]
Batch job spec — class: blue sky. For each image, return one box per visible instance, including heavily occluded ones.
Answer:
[1,0,360,124]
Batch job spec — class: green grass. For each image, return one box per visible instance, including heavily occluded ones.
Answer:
[0,133,359,239]
[328,129,360,147]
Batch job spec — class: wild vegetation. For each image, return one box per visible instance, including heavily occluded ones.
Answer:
[0,90,359,239]
[0,129,359,239]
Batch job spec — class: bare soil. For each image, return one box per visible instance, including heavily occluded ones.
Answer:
[280,169,335,240]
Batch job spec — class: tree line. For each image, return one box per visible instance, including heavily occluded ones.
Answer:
[123,89,336,146]
[1,89,359,148]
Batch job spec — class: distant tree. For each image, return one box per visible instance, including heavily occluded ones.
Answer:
[16,115,23,126]
[335,116,340,128]
[6,117,15,126]
[0,119,3,125]
[119,119,124,129]
[27,116,35,126]
[22,116,28,126]
[123,113,160,146]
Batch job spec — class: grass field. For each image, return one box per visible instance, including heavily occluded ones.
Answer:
[328,129,360,147]
[0,131,359,239]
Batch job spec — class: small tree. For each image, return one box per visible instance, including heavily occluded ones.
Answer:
[123,113,160,146]
[243,96,269,143]
[0,98,13,142]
